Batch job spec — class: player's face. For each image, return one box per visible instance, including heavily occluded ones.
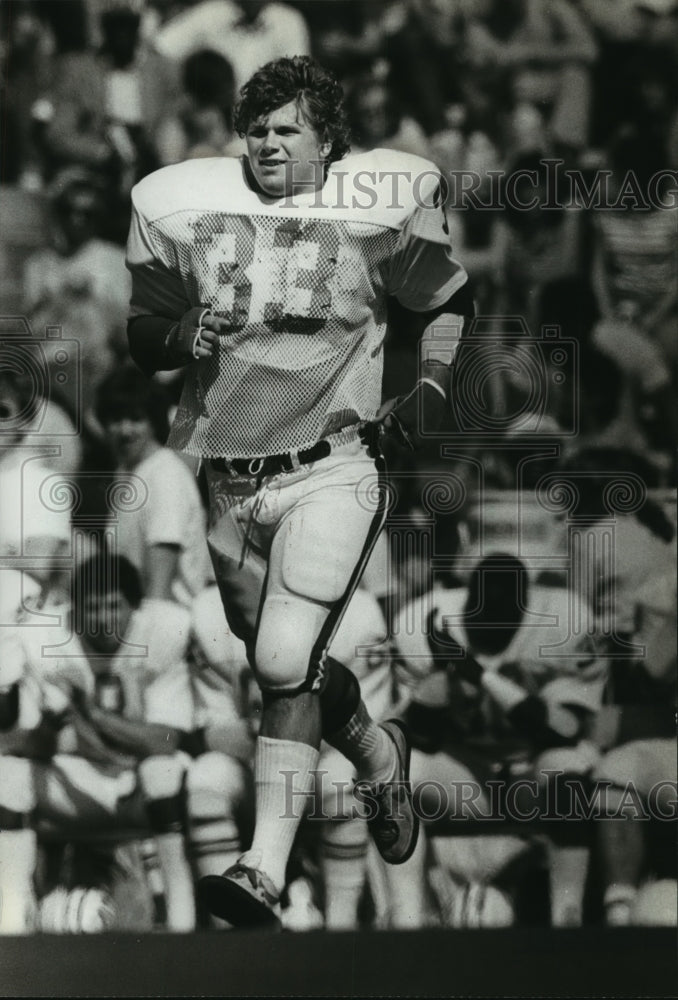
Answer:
[245,99,331,197]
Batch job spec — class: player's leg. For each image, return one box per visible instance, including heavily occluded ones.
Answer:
[200,488,320,924]
[198,449,382,922]
[252,452,416,870]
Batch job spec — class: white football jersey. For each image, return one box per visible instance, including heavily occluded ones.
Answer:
[127,149,467,458]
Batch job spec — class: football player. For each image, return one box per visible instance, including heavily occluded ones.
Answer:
[126,55,473,927]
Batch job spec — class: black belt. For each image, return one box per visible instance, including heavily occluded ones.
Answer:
[209,438,333,478]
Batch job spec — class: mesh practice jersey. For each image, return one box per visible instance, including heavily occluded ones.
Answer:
[127,149,467,458]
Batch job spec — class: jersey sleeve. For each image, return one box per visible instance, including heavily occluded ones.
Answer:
[126,192,191,320]
[387,172,468,312]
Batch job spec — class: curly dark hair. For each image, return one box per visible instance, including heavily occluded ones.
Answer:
[234,56,350,164]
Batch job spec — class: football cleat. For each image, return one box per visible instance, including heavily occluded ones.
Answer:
[198,857,282,929]
[357,719,419,865]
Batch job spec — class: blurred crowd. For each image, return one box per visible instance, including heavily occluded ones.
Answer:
[0,0,676,934]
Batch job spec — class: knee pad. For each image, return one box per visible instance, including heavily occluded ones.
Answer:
[254,596,321,692]
[0,756,36,814]
[186,751,246,817]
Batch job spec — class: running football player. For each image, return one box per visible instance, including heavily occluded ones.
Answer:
[126,55,473,927]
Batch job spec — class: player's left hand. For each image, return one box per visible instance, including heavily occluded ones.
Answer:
[376,379,448,453]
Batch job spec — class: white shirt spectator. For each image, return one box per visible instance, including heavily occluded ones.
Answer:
[110,446,211,606]
[0,449,71,559]
[155,0,311,91]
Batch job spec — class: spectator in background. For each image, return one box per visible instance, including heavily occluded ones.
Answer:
[591,571,677,926]
[94,366,211,610]
[590,130,677,463]
[346,72,429,158]
[160,50,242,162]
[22,170,130,420]
[560,450,676,643]
[0,367,72,619]
[0,554,248,933]
[155,0,311,91]
[592,131,677,363]
[395,553,607,927]
[304,0,405,85]
[464,0,597,157]
[45,0,181,215]
[496,154,582,327]
[0,1,59,189]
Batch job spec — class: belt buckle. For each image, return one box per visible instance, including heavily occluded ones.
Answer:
[289,450,301,472]
[247,457,265,477]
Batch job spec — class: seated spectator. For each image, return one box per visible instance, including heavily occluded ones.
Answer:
[560,449,676,640]
[591,129,677,379]
[23,170,130,416]
[0,554,248,933]
[590,571,677,925]
[155,0,311,91]
[0,367,72,618]
[394,553,607,927]
[95,366,212,609]
[45,1,181,208]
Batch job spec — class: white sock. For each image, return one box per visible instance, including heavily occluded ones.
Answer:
[244,737,319,894]
[0,829,37,934]
[320,818,368,930]
[327,702,396,783]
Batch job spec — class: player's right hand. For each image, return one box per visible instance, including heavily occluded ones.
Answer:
[164,306,223,366]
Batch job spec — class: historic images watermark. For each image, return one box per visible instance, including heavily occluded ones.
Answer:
[282,770,678,824]
[278,158,678,211]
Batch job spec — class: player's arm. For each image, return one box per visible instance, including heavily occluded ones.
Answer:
[125,188,223,376]
[379,161,474,450]
[378,284,474,450]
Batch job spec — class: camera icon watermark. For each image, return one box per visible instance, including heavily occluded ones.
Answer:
[0,317,82,438]
[419,315,579,443]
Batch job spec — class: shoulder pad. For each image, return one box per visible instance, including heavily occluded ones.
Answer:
[131,158,244,222]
